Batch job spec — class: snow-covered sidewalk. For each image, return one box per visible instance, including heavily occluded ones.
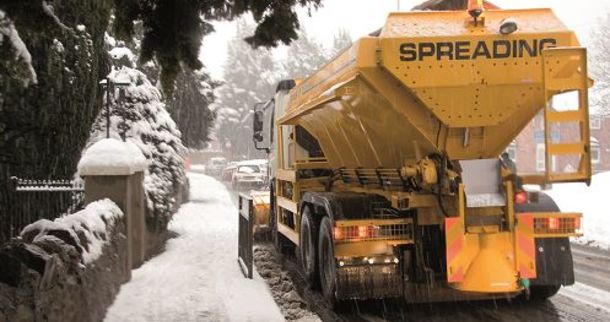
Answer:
[104,173,283,322]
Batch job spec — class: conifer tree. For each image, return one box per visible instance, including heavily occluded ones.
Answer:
[589,12,610,115]
[215,19,278,159]
[283,28,327,79]
[111,0,322,94]
[330,28,352,57]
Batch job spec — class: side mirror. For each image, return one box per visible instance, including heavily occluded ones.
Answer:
[252,101,271,153]
[253,110,264,138]
[253,131,264,143]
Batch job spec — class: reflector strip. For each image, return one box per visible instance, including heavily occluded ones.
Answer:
[445,217,465,283]
[516,214,536,279]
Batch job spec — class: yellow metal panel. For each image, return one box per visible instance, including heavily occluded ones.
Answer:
[277,196,298,213]
[276,8,592,167]
[379,9,568,39]
[547,143,585,155]
[276,169,297,182]
[379,9,577,129]
[546,110,583,123]
[277,222,299,246]
[543,47,591,184]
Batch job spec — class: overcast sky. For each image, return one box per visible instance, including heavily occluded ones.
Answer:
[200,0,610,80]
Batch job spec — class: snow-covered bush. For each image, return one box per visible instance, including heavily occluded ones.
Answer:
[87,66,186,230]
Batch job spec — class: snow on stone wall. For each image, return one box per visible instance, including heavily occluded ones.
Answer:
[20,199,123,264]
[0,199,129,322]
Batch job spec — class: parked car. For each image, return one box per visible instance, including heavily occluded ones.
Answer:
[232,163,266,190]
[221,162,238,181]
[205,157,226,177]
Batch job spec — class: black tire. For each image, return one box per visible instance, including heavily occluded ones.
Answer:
[299,206,318,286]
[318,216,337,306]
[529,285,561,301]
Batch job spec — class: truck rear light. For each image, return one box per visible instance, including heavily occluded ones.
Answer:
[514,191,528,204]
[531,214,582,236]
[333,227,344,240]
[333,225,383,241]
[358,225,368,238]
[548,217,559,230]
[332,220,412,243]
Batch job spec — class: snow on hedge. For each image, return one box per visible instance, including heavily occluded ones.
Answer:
[546,171,610,249]
[21,199,123,264]
[87,66,186,228]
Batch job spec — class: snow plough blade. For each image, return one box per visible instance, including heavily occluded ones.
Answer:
[249,190,271,240]
[237,190,272,278]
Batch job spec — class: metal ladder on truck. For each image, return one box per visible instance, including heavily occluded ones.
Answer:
[542,47,592,185]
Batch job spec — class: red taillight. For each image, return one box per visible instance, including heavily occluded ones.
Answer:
[358,226,368,238]
[515,191,528,204]
[548,217,560,230]
[334,225,380,241]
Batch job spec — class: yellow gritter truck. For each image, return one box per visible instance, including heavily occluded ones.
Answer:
[248,0,590,304]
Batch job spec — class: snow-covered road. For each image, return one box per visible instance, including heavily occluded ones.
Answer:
[104,173,284,322]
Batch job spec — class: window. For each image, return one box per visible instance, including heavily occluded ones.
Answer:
[237,165,261,173]
[591,116,601,130]
[505,140,517,161]
[536,144,545,172]
[591,137,601,164]
[536,144,559,172]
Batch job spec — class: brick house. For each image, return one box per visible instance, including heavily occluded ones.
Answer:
[509,112,610,175]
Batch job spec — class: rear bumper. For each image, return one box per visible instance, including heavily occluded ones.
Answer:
[336,263,403,299]
[234,180,264,187]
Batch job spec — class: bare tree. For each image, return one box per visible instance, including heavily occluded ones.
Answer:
[589,12,610,116]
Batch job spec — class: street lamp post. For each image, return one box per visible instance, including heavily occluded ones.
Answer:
[100,77,130,139]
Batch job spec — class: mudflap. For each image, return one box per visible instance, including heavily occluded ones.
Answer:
[531,237,575,286]
[336,264,403,300]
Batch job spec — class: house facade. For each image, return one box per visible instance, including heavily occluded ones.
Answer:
[509,112,610,175]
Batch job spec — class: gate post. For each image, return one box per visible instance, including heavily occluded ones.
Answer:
[238,193,254,279]
[78,138,147,276]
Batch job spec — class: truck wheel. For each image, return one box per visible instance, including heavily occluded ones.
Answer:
[318,216,337,306]
[300,207,318,287]
[529,285,561,301]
